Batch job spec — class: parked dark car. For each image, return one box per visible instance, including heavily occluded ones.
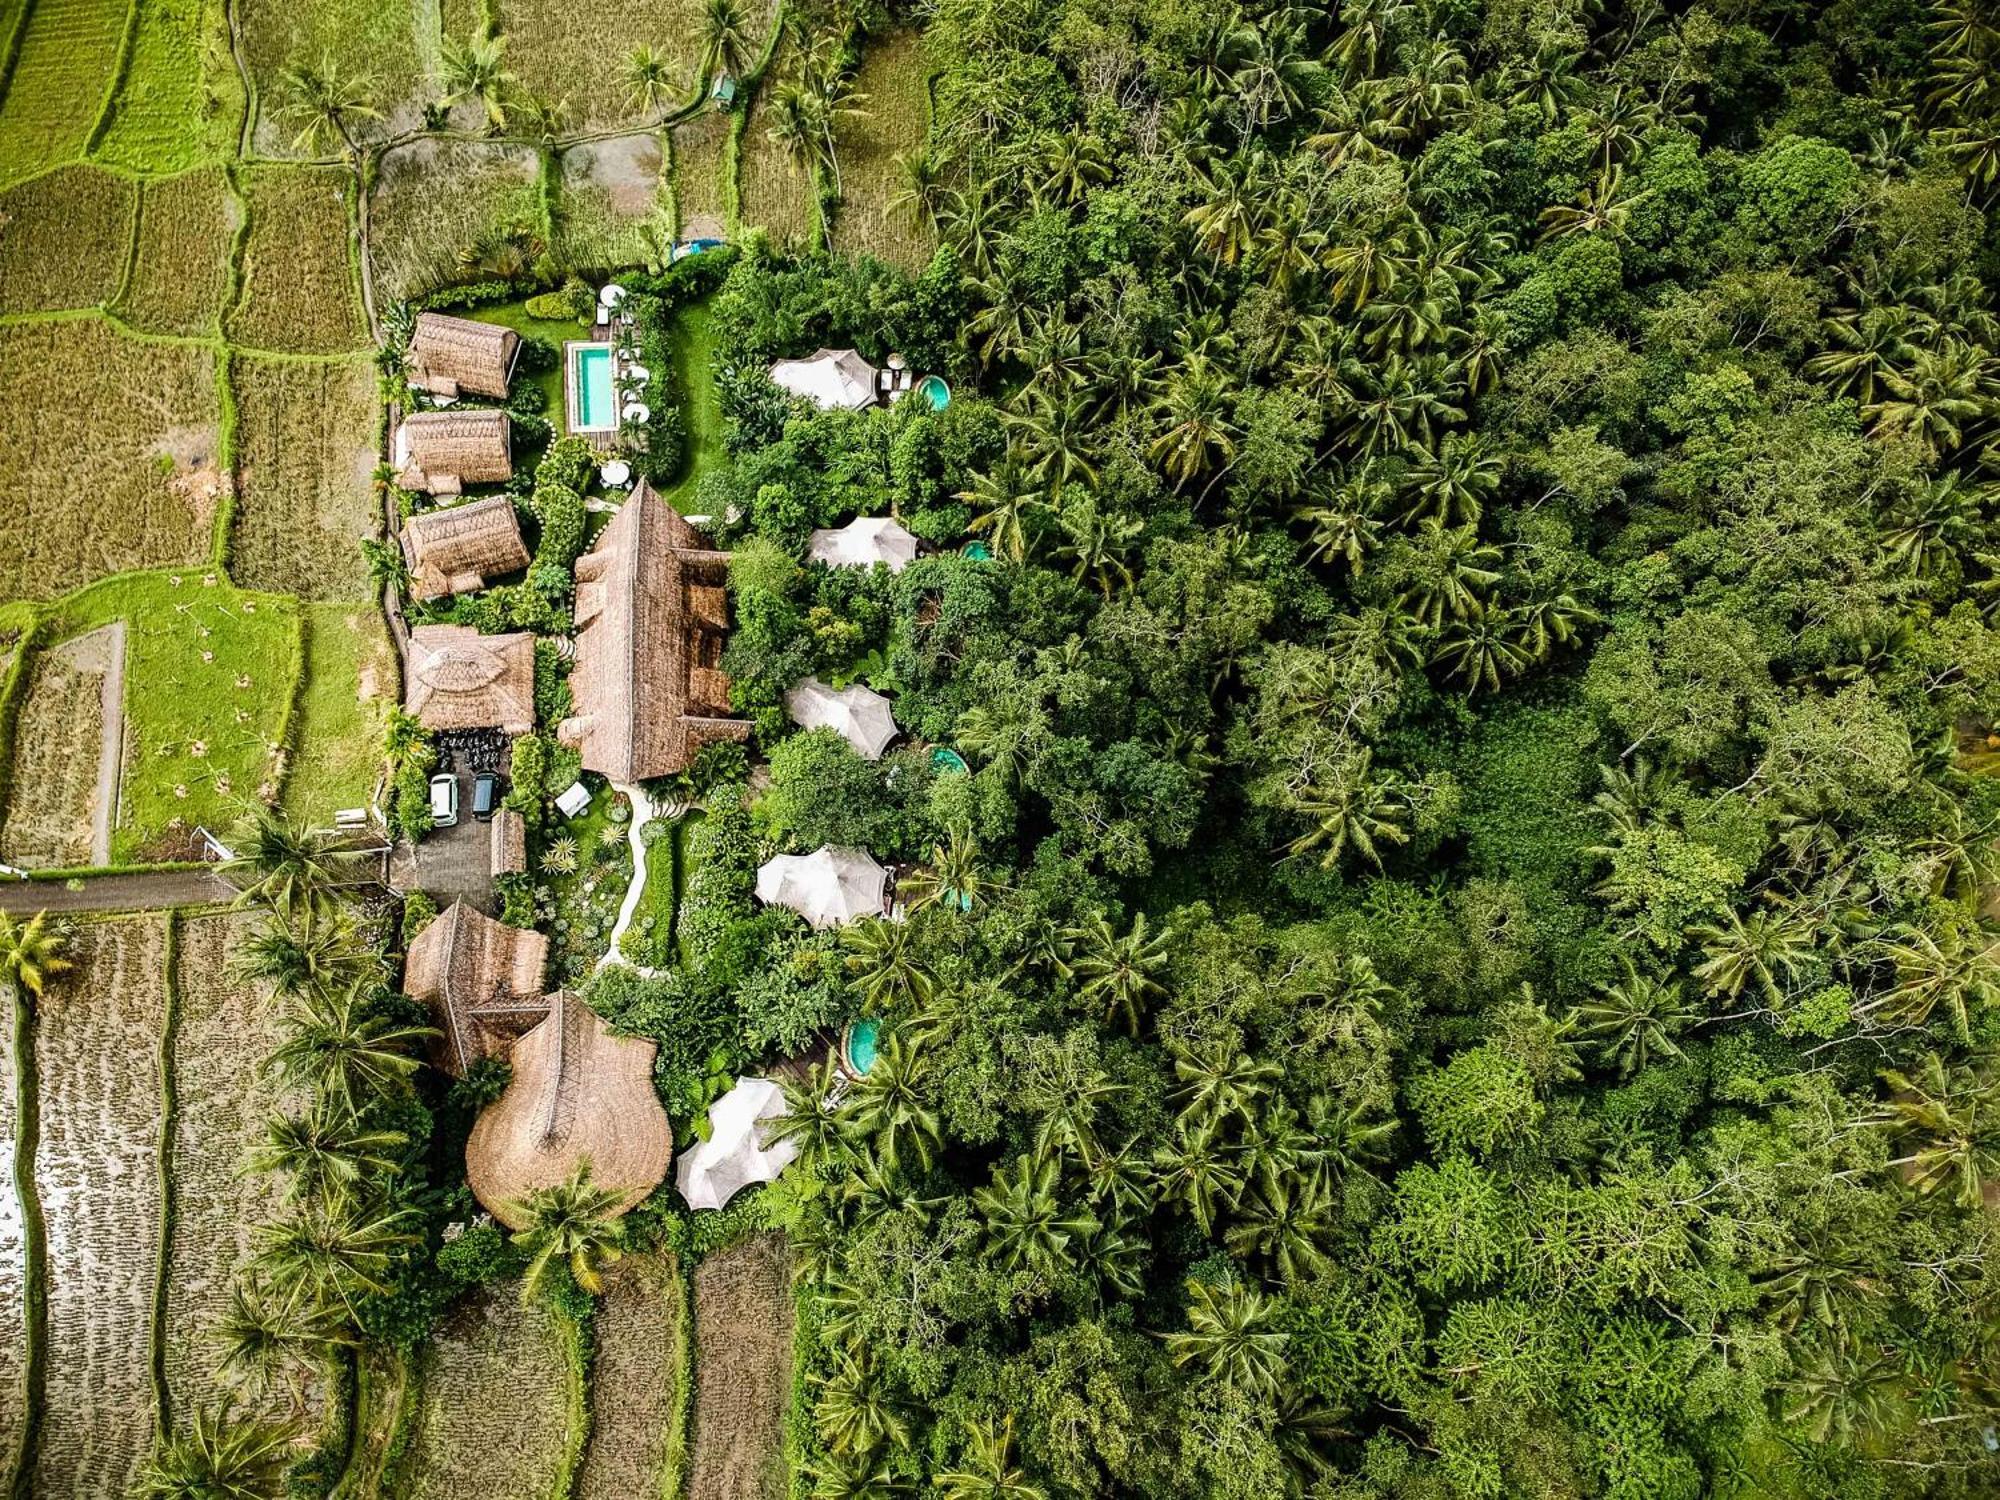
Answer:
[472,772,501,821]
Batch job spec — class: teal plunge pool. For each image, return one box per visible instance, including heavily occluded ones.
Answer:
[845,1017,881,1075]
[569,342,616,432]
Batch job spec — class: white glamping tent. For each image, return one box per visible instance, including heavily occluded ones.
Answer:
[785,677,900,760]
[767,348,879,410]
[807,517,921,572]
[755,845,888,929]
[676,1076,800,1211]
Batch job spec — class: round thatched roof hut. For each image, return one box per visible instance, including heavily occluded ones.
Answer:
[466,992,672,1229]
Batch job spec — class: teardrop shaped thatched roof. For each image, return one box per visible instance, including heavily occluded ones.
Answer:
[466,992,673,1230]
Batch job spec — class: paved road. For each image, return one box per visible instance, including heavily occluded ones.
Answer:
[0,870,234,915]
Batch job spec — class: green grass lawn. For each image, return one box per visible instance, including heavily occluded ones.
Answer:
[284,603,395,829]
[466,299,580,427]
[46,570,302,861]
[658,299,723,512]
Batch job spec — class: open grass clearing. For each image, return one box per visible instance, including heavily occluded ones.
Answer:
[0,164,136,313]
[558,134,669,274]
[118,166,235,335]
[239,0,435,152]
[462,295,574,426]
[0,948,23,1472]
[163,914,316,1427]
[830,29,933,272]
[401,1285,574,1500]
[491,0,706,133]
[96,0,232,173]
[739,91,814,248]
[656,298,723,510]
[31,916,169,1500]
[579,1253,683,1500]
[285,603,395,829]
[0,627,114,870]
[229,167,369,353]
[669,111,729,240]
[230,355,378,598]
[689,1232,792,1500]
[369,138,541,304]
[0,319,217,600]
[0,0,129,187]
[47,572,301,862]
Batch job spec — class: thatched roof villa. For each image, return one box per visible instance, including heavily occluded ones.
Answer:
[399,495,531,600]
[405,625,536,735]
[394,409,512,495]
[403,898,551,1075]
[466,992,674,1229]
[557,481,751,782]
[768,347,879,410]
[409,312,520,399]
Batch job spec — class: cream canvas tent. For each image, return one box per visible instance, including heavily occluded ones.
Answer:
[784,677,900,760]
[675,1076,800,1211]
[755,845,887,929]
[768,348,878,410]
[807,517,920,571]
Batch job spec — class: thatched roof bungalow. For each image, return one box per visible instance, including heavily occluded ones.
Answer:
[405,625,536,735]
[399,495,531,601]
[394,409,512,496]
[466,992,674,1229]
[490,807,528,876]
[409,312,520,399]
[768,348,879,410]
[557,481,751,783]
[403,899,550,1076]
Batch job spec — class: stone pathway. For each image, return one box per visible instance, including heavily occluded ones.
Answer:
[597,786,689,976]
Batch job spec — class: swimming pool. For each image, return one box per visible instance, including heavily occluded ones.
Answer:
[916,374,950,411]
[845,1017,881,1075]
[568,342,617,433]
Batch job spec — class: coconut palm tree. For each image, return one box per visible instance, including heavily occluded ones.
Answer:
[1054,502,1142,599]
[248,1098,407,1201]
[267,982,431,1115]
[624,45,680,117]
[700,0,757,84]
[840,918,935,1012]
[887,146,958,238]
[768,1058,850,1170]
[934,1416,1044,1500]
[1688,904,1819,1008]
[1151,1121,1245,1235]
[223,807,355,915]
[956,462,1046,563]
[275,54,380,159]
[843,1035,941,1174]
[1061,911,1169,1035]
[1777,1342,1909,1446]
[510,1163,628,1298]
[1147,352,1239,488]
[437,34,512,131]
[1874,1052,2000,1210]
[899,826,992,914]
[254,1196,417,1320]
[0,909,69,1009]
[133,1405,297,1500]
[1287,748,1411,870]
[233,902,376,1001]
[210,1276,350,1406]
[1862,920,2000,1039]
[1225,1173,1336,1284]
[1163,1277,1289,1398]
[1570,963,1696,1076]
[813,1346,910,1457]
[974,1152,1099,1276]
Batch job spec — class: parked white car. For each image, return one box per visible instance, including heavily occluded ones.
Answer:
[429,774,459,828]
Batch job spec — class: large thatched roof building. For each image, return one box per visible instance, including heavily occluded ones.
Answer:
[402,899,550,1076]
[466,992,674,1229]
[409,312,520,399]
[400,496,531,600]
[768,348,879,410]
[394,409,512,496]
[405,625,536,735]
[557,481,751,783]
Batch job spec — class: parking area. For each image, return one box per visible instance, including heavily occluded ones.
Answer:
[388,731,512,911]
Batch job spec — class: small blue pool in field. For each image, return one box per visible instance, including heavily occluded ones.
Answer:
[916,374,950,411]
[845,1017,881,1075]
[569,342,617,433]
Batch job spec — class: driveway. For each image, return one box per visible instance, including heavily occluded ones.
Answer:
[386,769,496,912]
[0,870,233,915]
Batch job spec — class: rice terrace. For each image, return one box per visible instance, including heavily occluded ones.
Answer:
[5,2,2000,1500]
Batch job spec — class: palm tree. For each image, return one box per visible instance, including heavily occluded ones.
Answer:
[804,1452,911,1498]
[1225,1174,1335,1285]
[1163,1277,1289,1397]
[1287,748,1411,869]
[767,1058,850,1170]
[1151,1121,1245,1235]
[1688,905,1819,1008]
[974,1153,1099,1277]
[814,1346,910,1456]
[255,1197,417,1320]
[934,1416,1045,1500]
[1398,433,1500,526]
[1570,963,1695,1076]
[1434,611,1532,695]
[899,826,992,913]
[248,1098,407,1201]
[0,909,69,1009]
[1054,503,1142,598]
[1861,920,2000,1039]
[133,1405,296,1500]
[1874,1052,2000,1210]
[437,33,512,131]
[233,902,376,1001]
[275,54,380,159]
[840,918,936,1012]
[624,45,680,117]
[1536,166,1651,242]
[266,982,431,1115]
[887,146,958,238]
[1777,1343,1909,1446]
[844,1035,941,1174]
[223,807,354,915]
[210,1277,349,1405]
[957,462,1045,563]
[1172,1041,1281,1136]
[1147,353,1239,488]
[510,1163,627,1298]
[700,0,757,84]
[1062,911,1169,1034]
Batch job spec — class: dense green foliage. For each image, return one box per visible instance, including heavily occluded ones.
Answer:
[690,1,2000,1496]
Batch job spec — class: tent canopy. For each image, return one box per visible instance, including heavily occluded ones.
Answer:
[768,348,879,410]
[756,845,887,929]
[785,677,900,760]
[807,517,920,572]
[676,1075,800,1211]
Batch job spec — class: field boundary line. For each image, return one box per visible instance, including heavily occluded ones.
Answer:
[0,0,37,115]
[0,610,49,856]
[552,1301,594,1500]
[4,954,46,1500]
[661,1256,693,1500]
[84,0,145,157]
[222,0,254,159]
[109,173,146,317]
[267,604,311,809]
[147,911,181,1435]
[212,353,240,564]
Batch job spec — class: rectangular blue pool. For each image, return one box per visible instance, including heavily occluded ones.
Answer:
[568,342,616,433]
